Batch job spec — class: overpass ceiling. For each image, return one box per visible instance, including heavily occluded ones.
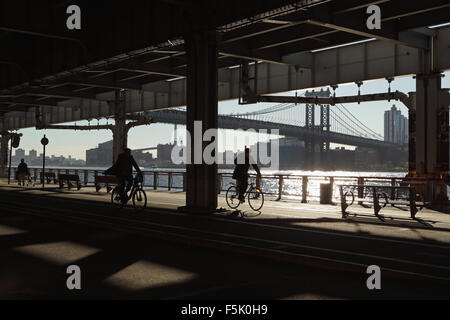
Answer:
[0,0,450,117]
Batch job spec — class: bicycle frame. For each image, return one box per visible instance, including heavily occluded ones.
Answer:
[231,182,256,197]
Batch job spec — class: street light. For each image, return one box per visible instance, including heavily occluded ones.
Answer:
[8,133,21,185]
[41,135,49,189]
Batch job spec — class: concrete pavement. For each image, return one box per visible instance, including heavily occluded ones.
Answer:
[1,180,450,299]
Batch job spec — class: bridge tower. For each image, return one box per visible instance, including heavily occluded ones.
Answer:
[304,89,331,170]
[320,104,331,167]
[304,101,315,169]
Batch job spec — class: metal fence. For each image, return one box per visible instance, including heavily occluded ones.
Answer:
[10,167,436,203]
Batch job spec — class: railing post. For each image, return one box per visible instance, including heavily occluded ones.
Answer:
[84,170,89,186]
[390,178,396,202]
[183,173,186,192]
[153,173,158,190]
[330,176,334,202]
[302,176,308,203]
[276,175,283,201]
[168,172,172,191]
[357,177,364,204]
[373,186,381,216]
[409,186,418,219]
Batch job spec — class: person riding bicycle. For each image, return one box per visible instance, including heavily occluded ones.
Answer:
[16,158,29,187]
[232,147,261,203]
[105,148,142,204]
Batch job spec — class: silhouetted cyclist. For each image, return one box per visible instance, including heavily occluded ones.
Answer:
[233,148,261,203]
[105,148,142,204]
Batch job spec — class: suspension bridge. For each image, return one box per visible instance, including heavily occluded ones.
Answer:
[146,101,398,151]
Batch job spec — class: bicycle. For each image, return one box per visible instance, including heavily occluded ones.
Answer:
[111,173,147,210]
[226,182,264,211]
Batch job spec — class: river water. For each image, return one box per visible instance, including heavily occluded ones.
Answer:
[21,166,408,201]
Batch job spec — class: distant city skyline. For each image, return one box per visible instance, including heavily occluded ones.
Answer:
[11,71,450,160]
[13,148,82,160]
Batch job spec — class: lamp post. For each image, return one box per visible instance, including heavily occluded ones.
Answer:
[7,138,12,184]
[7,133,21,184]
[41,135,49,189]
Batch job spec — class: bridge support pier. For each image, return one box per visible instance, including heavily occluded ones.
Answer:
[112,90,128,164]
[414,74,449,176]
[412,72,449,204]
[0,133,9,178]
[179,30,219,214]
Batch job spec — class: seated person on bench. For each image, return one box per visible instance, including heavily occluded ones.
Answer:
[16,159,29,186]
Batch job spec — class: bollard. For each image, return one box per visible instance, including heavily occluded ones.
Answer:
[320,183,332,204]
[302,176,308,203]
[276,175,283,201]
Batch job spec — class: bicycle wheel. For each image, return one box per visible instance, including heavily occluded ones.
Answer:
[111,187,123,208]
[132,188,147,210]
[226,185,240,209]
[248,186,264,211]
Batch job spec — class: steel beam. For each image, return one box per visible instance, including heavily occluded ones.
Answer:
[256,91,413,109]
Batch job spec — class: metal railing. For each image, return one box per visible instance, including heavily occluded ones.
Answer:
[9,167,435,203]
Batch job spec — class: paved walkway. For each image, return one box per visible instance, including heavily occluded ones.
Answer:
[1,179,450,299]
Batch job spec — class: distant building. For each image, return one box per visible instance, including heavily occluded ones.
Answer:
[355,147,378,169]
[329,147,355,170]
[29,149,37,160]
[86,140,113,167]
[14,148,25,159]
[384,105,408,145]
[157,143,174,162]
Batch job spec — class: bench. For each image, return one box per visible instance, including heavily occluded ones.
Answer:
[40,172,57,184]
[94,175,118,193]
[339,184,425,219]
[58,174,81,190]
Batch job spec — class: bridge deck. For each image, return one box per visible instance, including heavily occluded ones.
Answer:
[1,179,450,299]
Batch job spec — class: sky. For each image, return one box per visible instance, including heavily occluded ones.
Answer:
[13,71,450,160]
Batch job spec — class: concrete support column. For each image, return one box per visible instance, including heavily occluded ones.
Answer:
[415,74,447,175]
[180,30,219,213]
[0,134,9,178]
[408,95,416,174]
[112,90,128,164]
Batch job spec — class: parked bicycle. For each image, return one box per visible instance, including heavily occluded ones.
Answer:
[111,173,147,210]
[226,182,264,211]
